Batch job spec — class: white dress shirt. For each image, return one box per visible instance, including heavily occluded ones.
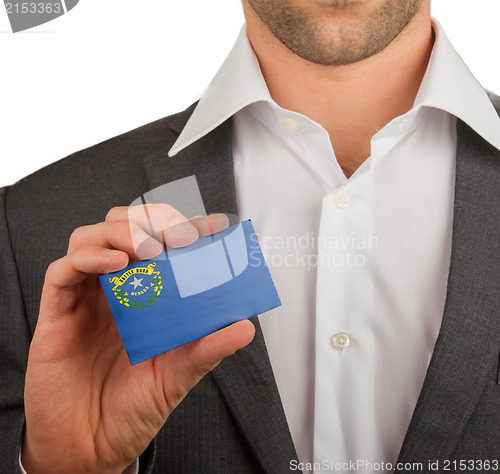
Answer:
[169,19,500,473]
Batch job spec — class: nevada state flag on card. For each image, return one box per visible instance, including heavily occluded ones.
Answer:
[100,220,281,365]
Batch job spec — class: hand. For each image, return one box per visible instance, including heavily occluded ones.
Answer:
[22,205,255,474]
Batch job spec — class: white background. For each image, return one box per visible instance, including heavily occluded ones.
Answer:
[1,0,499,187]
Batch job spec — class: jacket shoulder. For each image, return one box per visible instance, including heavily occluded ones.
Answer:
[4,103,197,226]
[8,102,196,194]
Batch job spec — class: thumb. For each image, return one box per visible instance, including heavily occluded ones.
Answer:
[186,319,256,373]
[153,320,256,408]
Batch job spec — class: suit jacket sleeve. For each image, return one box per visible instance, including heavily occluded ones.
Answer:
[0,185,157,474]
[0,186,31,474]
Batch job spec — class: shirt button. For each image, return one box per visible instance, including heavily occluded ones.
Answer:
[331,332,350,350]
[282,118,299,133]
[333,192,350,210]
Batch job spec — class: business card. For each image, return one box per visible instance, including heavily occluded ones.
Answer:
[100,219,281,365]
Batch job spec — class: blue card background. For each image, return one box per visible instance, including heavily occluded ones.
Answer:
[100,220,281,365]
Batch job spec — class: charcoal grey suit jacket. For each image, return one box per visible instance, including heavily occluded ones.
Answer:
[0,96,499,473]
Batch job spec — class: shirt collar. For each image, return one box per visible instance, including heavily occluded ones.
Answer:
[169,20,500,157]
[414,19,500,150]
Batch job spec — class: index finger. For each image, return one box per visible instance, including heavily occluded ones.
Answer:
[106,204,229,249]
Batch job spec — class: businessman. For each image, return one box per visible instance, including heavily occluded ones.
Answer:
[1,0,499,473]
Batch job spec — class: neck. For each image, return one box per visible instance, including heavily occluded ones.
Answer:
[244,3,434,177]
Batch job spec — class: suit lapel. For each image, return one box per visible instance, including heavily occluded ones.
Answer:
[211,319,300,473]
[143,109,299,473]
[396,119,500,467]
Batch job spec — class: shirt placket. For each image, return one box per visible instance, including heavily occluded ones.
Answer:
[313,169,377,472]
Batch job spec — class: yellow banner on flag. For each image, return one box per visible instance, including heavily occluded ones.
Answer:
[109,262,159,291]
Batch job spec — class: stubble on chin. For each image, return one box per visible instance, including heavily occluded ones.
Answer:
[245,0,425,66]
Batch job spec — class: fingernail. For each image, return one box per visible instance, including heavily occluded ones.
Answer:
[210,213,230,232]
[170,217,197,234]
[103,249,123,257]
